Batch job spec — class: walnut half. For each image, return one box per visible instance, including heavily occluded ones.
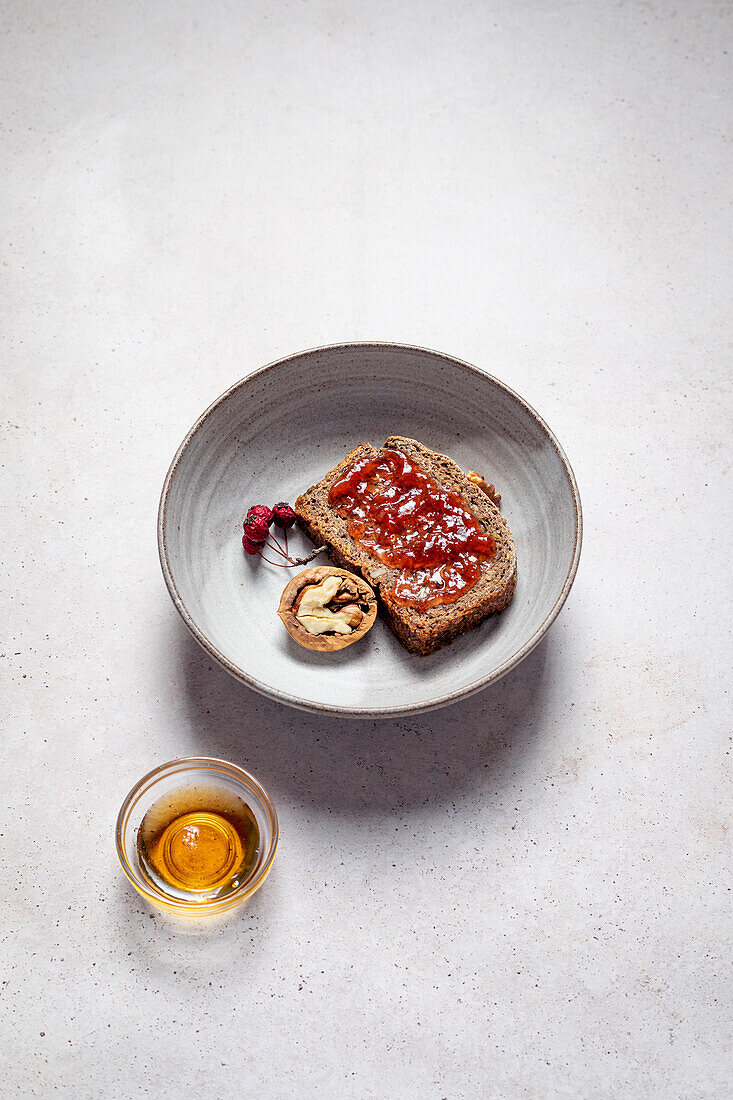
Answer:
[467,471,501,507]
[277,567,378,652]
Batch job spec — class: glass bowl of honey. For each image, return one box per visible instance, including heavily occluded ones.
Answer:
[116,757,278,915]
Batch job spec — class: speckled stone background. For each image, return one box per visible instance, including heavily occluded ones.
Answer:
[2,1,731,1097]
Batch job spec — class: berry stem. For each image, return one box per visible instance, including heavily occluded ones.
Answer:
[268,531,292,559]
[259,554,293,568]
[293,545,328,564]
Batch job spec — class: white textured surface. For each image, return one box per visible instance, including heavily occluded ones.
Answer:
[2,1,731,1097]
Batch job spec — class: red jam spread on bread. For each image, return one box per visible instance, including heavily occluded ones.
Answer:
[328,448,496,610]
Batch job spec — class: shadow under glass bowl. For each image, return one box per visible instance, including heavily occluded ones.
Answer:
[158,342,582,717]
[116,757,279,915]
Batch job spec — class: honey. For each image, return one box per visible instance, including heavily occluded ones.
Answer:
[136,784,260,902]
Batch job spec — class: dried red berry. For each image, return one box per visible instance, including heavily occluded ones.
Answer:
[243,514,270,544]
[272,502,296,529]
[247,505,274,526]
[242,533,261,555]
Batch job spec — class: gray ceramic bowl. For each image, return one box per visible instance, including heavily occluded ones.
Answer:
[159,343,582,717]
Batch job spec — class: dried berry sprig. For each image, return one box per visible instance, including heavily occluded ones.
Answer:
[272,503,296,528]
[242,503,326,567]
[248,505,274,526]
[243,514,270,543]
[272,502,296,556]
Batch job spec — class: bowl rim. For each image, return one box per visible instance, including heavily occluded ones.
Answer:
[158,341,583,717]
[115,755,279,913]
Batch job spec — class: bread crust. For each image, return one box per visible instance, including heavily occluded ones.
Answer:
[294,436,517,656]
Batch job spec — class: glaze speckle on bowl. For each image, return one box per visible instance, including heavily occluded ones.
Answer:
[158,343,582,716]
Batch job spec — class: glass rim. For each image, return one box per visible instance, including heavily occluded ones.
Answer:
[115,756,279,914]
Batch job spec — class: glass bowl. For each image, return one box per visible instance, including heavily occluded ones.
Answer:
[116,757,278,915]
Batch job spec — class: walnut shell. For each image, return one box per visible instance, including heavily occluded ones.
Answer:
[277,567,377,652]
[467,471,501,507]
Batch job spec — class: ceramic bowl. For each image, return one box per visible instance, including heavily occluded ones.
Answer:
[159,343,582,716]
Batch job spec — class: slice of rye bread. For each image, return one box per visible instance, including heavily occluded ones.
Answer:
[294,436,517,656]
